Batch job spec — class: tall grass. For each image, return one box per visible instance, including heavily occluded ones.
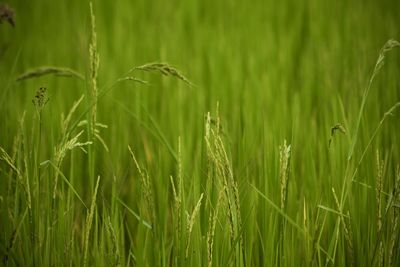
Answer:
[0,0,400,266]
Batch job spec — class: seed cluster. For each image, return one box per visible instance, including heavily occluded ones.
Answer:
[32,87,49,110]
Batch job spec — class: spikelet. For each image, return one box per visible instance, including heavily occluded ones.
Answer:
[349,39,400,161]
[1,142,30,213]
[53,131,92,199]
[94,129,109,152]
[16,66,84,81]
[106,216,121,267]
[185,193,204,259]
[53,96,91,199]
[372,40,400,78]
[204,104,244,265]
[0,146,21,177]
[116,76,148,84]
[6,112,25,201]
[128,146,155,232]
[167,137,187,263]
[32,87,49,112]
[375,150,384,267]
[207,125,235,248]
[207,187,225,267]
[89,2,99,135]
[278,140,291,264]
[129,62,192,86]
[279,140,291,211]
[170,138,184,260]
[77,120,109,151]
[61,95,85,137]
[54,131,92,164]
[328,123,346,148]
[83,175,101,267]
[218,132,244,256]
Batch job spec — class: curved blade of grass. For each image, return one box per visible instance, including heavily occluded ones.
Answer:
[111,98,178,162]
[128,62,193,87]
[250,183,304,233]
[250,183,333,264]
[370,190,397,265]
[325,218,340,266]
[40,160,87,209]
[116,76,148,84]
[355,102,400,173]
[116,197,152,229]
[140,105,178,162]
[317,205,350,218]
[16,66,85,81]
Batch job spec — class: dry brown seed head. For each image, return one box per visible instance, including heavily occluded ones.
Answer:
[0,4,15,27]
[32,87,49,110]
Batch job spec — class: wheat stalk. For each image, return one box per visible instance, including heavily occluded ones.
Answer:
[0,146,21,177]
[53,131,92,199]
[106,216,121,267]
[375,150,384,267]
[61,95,85,137]
[128,146,155,232]
[278,140,291,264]
[279,140,291,211]
[83,175,101,267]
[129,62,193,86]
[348,39,400,161]
[170,137,185,263]
[89,2,100,136]
[185,193,204,259]
[207,187,225,267]
[204,106,244,265]
[206,128,236,249]
[6,112,25,213]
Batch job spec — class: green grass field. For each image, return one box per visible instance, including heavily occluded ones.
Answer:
[1,0,400,266]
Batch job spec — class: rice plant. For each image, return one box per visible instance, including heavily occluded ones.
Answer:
[0,1,399,266]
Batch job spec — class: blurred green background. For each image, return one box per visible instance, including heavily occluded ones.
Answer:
[2,0,399,178]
